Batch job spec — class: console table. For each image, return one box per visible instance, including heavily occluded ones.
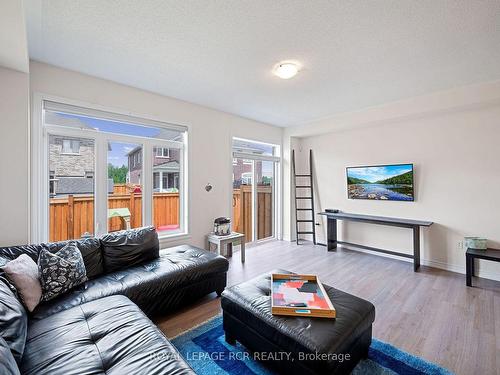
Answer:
[466,248,500,286]
[319,212,433,271]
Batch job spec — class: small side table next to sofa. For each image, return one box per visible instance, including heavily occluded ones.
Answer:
[466,247,500,287]
[207,232,246,262]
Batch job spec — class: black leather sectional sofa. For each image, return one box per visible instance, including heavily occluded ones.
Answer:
[0,227,229,374]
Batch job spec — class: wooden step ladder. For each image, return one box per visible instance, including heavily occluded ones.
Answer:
[292,149,316,245]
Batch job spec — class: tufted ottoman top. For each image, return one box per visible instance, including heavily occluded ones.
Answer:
[221,270,375,373]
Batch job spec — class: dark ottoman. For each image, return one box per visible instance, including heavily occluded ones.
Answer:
[221,270,375,375]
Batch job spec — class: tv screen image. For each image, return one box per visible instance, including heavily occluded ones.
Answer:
[346,164,414,201]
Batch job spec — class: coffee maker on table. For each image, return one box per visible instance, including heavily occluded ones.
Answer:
[213,217,231,236]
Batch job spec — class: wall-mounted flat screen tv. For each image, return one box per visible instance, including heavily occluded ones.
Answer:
[346,164,414,201]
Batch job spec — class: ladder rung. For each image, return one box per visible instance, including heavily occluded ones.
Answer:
[297,220,313,223]
[295,185,311,188]
[297,231,314,234]
[295,174,311,177]
[296,197,312,199]
[296,208,313,211]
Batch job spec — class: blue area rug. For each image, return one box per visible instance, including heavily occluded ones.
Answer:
[172,315,453,375]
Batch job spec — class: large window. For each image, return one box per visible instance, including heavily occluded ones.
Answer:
[232,138,280,243]
[34,99,187,242]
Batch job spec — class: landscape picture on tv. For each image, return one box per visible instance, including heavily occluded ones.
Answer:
[346,164,414,201]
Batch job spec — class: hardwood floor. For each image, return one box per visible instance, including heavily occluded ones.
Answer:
[155,240,500,375]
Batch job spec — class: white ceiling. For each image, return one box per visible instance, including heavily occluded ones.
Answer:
[24,0,500,127]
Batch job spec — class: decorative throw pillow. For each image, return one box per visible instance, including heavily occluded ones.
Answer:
[38,243,87,301]
[2,254,42,312]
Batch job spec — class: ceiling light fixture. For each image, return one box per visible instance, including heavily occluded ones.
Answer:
[273,62,300,79]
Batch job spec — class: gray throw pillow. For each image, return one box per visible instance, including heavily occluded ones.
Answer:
[38,243,87,301]
[2,254,42,312]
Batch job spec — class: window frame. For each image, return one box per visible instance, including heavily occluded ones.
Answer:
[61,139,81,155]
[156,147,170,158]
[31,94,189,243]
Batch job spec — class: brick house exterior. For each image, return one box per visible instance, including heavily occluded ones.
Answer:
[49,136,95,178]
[128,146,180,191]
[48,135,107,196]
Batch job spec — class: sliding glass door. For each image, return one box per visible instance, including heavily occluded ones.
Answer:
[232,158,254,243]
[232,138,280,244]
[257,160,274,240]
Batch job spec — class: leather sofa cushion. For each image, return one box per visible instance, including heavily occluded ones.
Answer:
[21,295,195,375]
[100,226,159,273]
[0,245,41,268]
[0,337,20,375]
[221,270,375,360]
[0,238,103,280]
[0,278,27,363]
[32,245,229,320]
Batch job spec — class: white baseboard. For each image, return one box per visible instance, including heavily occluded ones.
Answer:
[317,241,500,283]
[421,258,500,283]
[420,258,462,273]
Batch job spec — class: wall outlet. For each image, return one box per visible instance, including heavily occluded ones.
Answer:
[457,241,464,250]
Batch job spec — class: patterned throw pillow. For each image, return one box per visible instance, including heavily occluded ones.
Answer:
[38,243,87,301]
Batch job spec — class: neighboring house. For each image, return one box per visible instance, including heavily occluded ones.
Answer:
[49,134,113,197]
[232,143,265,188]
[232,159,263,188]
[128,146,180,191]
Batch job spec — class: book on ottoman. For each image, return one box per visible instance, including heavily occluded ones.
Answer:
[271,273,336,318]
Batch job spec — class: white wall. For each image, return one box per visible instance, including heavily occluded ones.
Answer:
[286,81,500,280]
[0,0,29,73]
[28,61,283,248]
[0,66,30,245]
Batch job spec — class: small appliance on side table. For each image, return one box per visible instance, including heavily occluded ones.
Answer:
[213,217,231,236]
[207,217,246,262]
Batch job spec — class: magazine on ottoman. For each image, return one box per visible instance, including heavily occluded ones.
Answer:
[271,273,336,318]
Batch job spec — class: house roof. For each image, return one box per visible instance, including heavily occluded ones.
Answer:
[55,177,114,195]
[127,145,142,156]
[153,160,180,172]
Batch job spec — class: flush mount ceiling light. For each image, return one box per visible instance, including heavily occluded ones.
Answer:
[273,62,300,79]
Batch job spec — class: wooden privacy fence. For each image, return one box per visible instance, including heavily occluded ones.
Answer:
[232,185,273,242]
[49,192,179,242]
[49,186,273,243]
[112,183,130,195]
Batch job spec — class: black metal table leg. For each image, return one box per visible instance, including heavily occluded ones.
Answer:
[413,226,420,271]
[327,218,337,251]
[466,254,472,287]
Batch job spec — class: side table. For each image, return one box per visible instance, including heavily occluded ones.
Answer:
[207,232,246,263]
[466,248,500,286]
